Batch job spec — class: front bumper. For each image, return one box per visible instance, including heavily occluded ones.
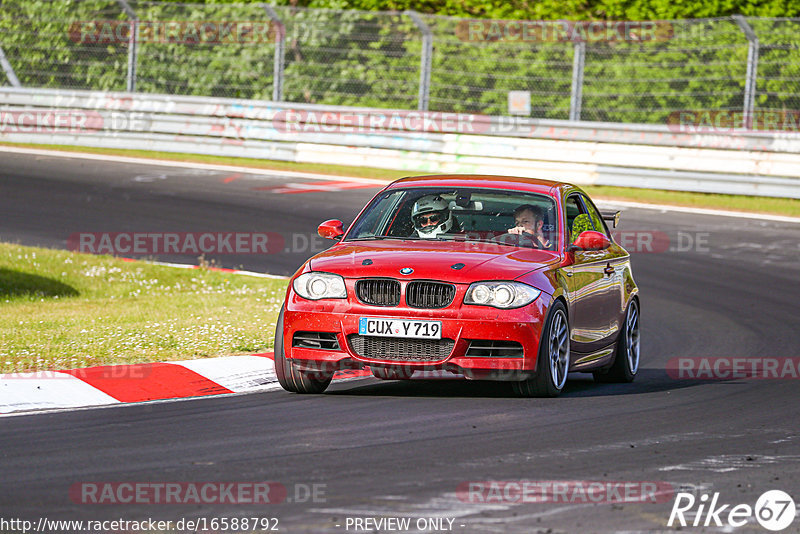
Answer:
[283,288,550,381]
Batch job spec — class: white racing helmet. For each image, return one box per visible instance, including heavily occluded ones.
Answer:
[412,195,454,238]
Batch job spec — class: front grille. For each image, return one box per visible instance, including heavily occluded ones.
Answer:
[406,281,456,309]
[292,331,340,350]
[348,335,455,362]
[356,279,401,306]
[466,340,524,358]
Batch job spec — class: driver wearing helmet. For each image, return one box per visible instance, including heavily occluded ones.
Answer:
[411,195,457,238]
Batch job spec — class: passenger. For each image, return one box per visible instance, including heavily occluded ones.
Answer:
[507,204,551,249]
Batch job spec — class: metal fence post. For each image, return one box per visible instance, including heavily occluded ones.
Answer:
[262,4,285,102]
[405,10,432,112]
[0,44,21,87]
[569,42,585,121]
[733,15,759,129]
[116,0,138,92]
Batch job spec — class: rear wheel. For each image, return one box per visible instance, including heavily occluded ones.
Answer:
[594,299,640,383]
[371,367,414,380]
[274,306,333,394]
[513,301,570,397]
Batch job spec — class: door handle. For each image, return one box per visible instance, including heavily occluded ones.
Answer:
[604,264,615,275]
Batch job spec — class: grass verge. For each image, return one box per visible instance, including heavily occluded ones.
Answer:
[2,141,798,217]
[0,242,287,373]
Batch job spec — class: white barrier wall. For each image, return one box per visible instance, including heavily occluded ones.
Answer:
[2,88,800,198]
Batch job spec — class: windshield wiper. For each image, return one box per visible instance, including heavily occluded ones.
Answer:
[345,236,423,242]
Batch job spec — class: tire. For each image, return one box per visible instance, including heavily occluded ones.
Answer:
[513,300,570,397]
[594,299,640,383]
[274,306,333,394]
[371,367,414,380]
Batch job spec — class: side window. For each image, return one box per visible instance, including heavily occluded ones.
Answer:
[565,194,591,243]
[580,195,610,237]
[565,195,582,232]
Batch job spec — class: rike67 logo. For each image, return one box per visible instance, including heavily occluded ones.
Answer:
[668,490,796,531]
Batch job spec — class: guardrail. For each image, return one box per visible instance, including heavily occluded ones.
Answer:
[2,87,800,198]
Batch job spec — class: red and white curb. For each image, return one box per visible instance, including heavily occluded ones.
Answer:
[0,353,373,416]
[0,260,284,415]
[0,355,460,416]
[0,256,456,416]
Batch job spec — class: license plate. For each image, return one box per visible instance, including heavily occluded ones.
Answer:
[359,317,442,339]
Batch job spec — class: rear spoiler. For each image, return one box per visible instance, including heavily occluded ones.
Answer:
[601,210,621,228]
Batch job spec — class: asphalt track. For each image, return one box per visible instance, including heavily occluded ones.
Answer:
[2,150,800,533]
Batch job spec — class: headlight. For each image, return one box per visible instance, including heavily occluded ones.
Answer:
[464,281,541,309]
[293,272,347,300]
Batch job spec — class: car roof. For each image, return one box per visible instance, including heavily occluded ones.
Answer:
[386,174,568,196]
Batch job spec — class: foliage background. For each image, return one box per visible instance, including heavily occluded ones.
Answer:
[0,0,798,123]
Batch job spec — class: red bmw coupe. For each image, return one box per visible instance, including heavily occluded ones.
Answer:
[274,175,640,397]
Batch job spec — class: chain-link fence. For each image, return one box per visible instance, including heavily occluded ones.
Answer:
[1,0,799,125]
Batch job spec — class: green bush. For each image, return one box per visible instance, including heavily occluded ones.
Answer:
[0,1,797,123]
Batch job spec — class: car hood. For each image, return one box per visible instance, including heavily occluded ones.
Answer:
[308,240,560,281]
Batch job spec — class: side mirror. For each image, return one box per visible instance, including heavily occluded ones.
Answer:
[318,219,344,240]
[570,230,612,252]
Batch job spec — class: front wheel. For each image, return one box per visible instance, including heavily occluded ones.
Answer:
[513,301,570,397]
[594,299,640,383]
[274,306,333,394]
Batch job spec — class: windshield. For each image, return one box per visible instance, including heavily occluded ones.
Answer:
[345,187,559,250]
